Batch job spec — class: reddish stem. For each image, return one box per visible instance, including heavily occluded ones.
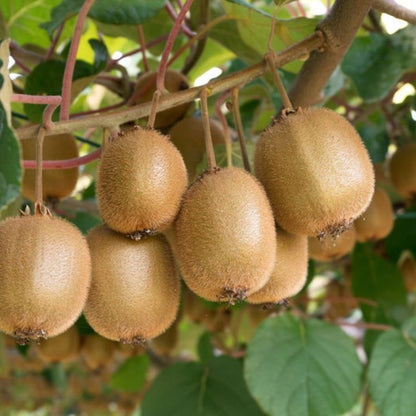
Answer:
[11,94,62,105]
[60,0,96,121]
[42,104,60,130]
[23,148,102,170]
[45,23,65,60]
[70,100,127,117]
[10,55,31,74]
[165,1,196,38]
[157,0,194,92]
[137,25,149,72]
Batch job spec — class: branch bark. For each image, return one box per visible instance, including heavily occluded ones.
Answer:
[17,31,324,140]
[288,0,373,107]
[373,0,416,25]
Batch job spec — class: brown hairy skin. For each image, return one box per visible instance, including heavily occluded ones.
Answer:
[388,142,416,199]
[97,127,188,235]
[37,326,81,363]
[131,69,190,129]
[175,167,276,303]
[398,251,416,292]
[309,226,357,262]
[255,107,375,237]
[0,215,91,343]
[247,227,308,304]
[169,117,226,181]
[355,187,394,242]
[82,334,116,370]
[84,225,180,343]
[21,133,79,202]
[151,320,179,355]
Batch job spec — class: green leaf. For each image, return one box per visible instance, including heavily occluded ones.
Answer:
[342,26,416,102]
[110,355,149,393]
[70,211,101,235]
[0,101,22,215]
[356,112,389,164]
[197,332,213,365]
[41,0,166,36]
[385,212,416,261]
[141,356,264,416]
[244,313,362,416]
[0,0,63,48]
[368,316,416,416]
[351,244,408,339]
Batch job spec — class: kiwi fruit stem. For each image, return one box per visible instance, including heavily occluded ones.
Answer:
[34,127,46,213]
[265,52,293,111]
[231,87,251,172]
[200,88,217,170]
[147,89,162,130]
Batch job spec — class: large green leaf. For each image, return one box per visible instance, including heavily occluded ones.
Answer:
[0,0,62,48]
[244,313,362,416]
[110,355,149,393]
[41,0,166,37]
[342,26,416,102]
[368,316,416,416]
[141,356,264,416]
[0,101,22,215]
[351,244,408,326]
[385,212,416,261]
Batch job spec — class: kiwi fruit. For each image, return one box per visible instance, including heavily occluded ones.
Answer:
[201,307,232,333]
[151,320,179,356]
[324,279,358,320]
[21,133,79,202]
[0,214,91,344]
[97,126,188,236]
[131,69,190,129]
[37,325,81,363]
[308,226,356,262]
[354,186,394,242]
[169,117,226,181]
[255,107,374,237]
[84,224,180,344]
[388,142,416,199]
[182,287,209,324]
[175,167,276,303]
[398,251,416,292]
[82,334,116,370]
[247,227,308,304]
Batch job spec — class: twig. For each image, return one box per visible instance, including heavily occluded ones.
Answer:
[60,0,96,120]
[23,148,102,170]
[17,31,325,139]
[165,1,196,38]
[200,88,216,170]
[214,91,233,167]
[230,87,251,172]
[11,94,62,105]
[335,321,392,331]
[45,23,65,60]
[157,0,195,92]
[147,90,162,129]
[34,127,46,213]
[137,25,149,73]
[373,0,416,25]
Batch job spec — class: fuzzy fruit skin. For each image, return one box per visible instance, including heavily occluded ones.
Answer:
[169,117,226,181]
[21,133,79,201]
[309,226,356,262]
[255,107,375,237]
[132,69,190,129]
[84,225,180,342]
[355,187,394,242]
[389,142,416,199]
[82,334,116,370]
[247,227,308,304]
[37,326,81,363]
[0,215,91,341]
[175,167,276,302]
[398,251,416,292]
[97,127,187,235]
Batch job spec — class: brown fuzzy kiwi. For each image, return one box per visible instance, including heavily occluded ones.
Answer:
[84,225,180,344]
[308,226,357,262]
[151,320,179,356]
[131,69,190,129]
[175,167,276,303]
[37,326,81,363]
[355,186,394,242]
[201,307,232,333]
[169,117,226,181]
[247,227,308,304]
[0,214,91,344]
[388,142,416,199]
[82,334,116,370]
[182,287,208,324]
[21,133,79,202]
[324,280,358,320]
[255,107,374,237]
[97,126,187,236]
[398,251,416,292]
